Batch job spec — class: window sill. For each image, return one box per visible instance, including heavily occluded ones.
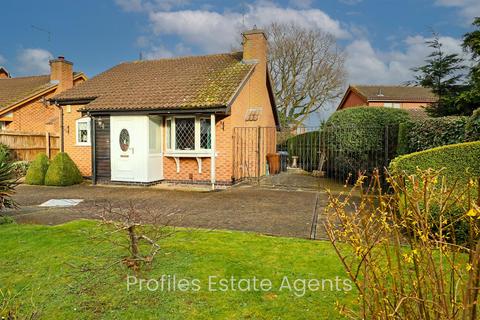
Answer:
[165,151,214,158]
[75,143,91,147]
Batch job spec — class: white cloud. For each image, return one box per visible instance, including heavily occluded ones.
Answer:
[0,54,6,65]
[339,0,363,5]
[345,35,465,85]
[435,0,480,21]
[143,45,174,59]
[147,2,349,53]
[16,48,53,75]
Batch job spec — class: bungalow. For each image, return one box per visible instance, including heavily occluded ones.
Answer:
[337,85,437,118]
[0,60,86,133]
[51,29,279,188]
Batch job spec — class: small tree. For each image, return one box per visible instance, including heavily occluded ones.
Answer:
[267,23,346,129]
[44,152,82,186]
[409,33,466,116]
[25,153,49,185]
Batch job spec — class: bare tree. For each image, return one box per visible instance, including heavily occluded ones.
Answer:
[267,23,346,129]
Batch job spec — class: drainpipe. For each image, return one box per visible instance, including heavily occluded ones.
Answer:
[210,113,216,190]
[90,114,97,185]
[54,101,65,153]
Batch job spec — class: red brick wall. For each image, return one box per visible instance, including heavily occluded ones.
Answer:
[63,104,92,176]
[339,90,367,109]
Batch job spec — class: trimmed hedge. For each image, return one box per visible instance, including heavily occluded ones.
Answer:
[465,107,480,142]
[389,141,480,183]
[44,153,83,186]
[323,107,410,180]
[397,116,468,155]
[25,153,50,185]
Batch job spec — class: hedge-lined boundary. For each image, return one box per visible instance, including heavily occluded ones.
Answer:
[390,141,480,182]
[397,116,468,155]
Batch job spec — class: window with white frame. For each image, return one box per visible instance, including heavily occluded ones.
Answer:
[166,116,212,152]
[76,117,91,146]
[384,102,401,108]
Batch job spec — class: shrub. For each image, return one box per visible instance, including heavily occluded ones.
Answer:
[389,141,480,184]
[323,107,410,181]
[25,153,50,185]
[398,116,468,154]
[0,215,15,225]
[0,160,17,210]
[397,120,414,155]
[0,144,11,164]
[465,107,480,142]
[285,130,320,171]
[44,152,83,186]
[12,161,29,178]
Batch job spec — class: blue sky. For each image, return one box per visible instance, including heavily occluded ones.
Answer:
[0,0,479,85]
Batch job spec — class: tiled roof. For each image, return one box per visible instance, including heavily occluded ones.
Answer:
[353,85,437,102]
[53,52,255,112]
[0,75,54,110]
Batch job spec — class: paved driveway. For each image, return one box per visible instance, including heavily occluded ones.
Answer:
[10,183,336,239]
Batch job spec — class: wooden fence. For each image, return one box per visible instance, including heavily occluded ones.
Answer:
[0,131,60,161]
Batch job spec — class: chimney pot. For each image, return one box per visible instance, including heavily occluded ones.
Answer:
[58,56,65,60]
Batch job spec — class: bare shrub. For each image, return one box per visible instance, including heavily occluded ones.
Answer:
[325,169,480,319]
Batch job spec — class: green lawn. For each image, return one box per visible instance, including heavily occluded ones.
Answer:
[0,220,354,319]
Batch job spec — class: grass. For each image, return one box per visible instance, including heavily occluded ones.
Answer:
[0,220,353,319]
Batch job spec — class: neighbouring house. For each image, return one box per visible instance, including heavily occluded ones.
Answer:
[51,29,279,187]
[0,59,86,133]
[337,85,437,118]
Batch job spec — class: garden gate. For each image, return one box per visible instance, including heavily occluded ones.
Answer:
[232,125,399,188]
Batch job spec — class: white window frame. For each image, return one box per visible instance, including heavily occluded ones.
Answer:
[166,116,212,154]
[75,117,91,146]
[384,102,401,109]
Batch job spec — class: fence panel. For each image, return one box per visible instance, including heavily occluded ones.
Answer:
[0,131,60,161]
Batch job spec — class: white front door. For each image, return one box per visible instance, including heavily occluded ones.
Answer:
[111,116,143,181]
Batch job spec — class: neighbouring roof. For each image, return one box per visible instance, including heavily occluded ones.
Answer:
[0,75,53,110]
[53,52,256,112]
[352,85,437,102]
[0,72,85,111]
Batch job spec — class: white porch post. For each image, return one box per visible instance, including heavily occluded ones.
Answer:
[210,114,216,189]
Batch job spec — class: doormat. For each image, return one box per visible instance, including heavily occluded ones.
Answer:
[39,199,84,207]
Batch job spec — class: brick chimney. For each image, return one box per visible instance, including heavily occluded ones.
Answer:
[49,56,73,92]
[242,28,267,69]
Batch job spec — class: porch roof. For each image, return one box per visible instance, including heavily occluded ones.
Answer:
[52,52,255,113]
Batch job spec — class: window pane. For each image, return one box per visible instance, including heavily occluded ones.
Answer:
[200,118,211,149]
[166,119,172,149]
[175,118,195,150]
[78,121,88,143]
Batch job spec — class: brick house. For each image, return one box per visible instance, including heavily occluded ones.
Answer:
[337,85,437,118]
[51,29,279,187]
[0,59,86,133]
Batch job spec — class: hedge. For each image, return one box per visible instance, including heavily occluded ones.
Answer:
[465,107,480,142]
[323,107,410,180]
[285,131,320,171]
[44,153,83,186]
[25,153,49,185]
[389,141,480,183]
[397,116,468,155]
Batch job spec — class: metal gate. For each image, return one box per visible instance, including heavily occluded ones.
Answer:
[233,124,399,187]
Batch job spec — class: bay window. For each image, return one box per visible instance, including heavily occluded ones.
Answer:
[166,116,212,152]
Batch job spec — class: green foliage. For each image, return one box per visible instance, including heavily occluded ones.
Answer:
[285,130,320,171]
[465,107,480,141]
[398,116,468,154]
[455,18,480,114]
[389,141,480,184]
[397,121,414,155]
[44,152,83,186]
[324,107,410,180]
[0,160,17,210]
[409,34,466,116]
[12,161,30,178]
[0,215,15,225]
[0,144,11,164]
[25,153,50,185]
